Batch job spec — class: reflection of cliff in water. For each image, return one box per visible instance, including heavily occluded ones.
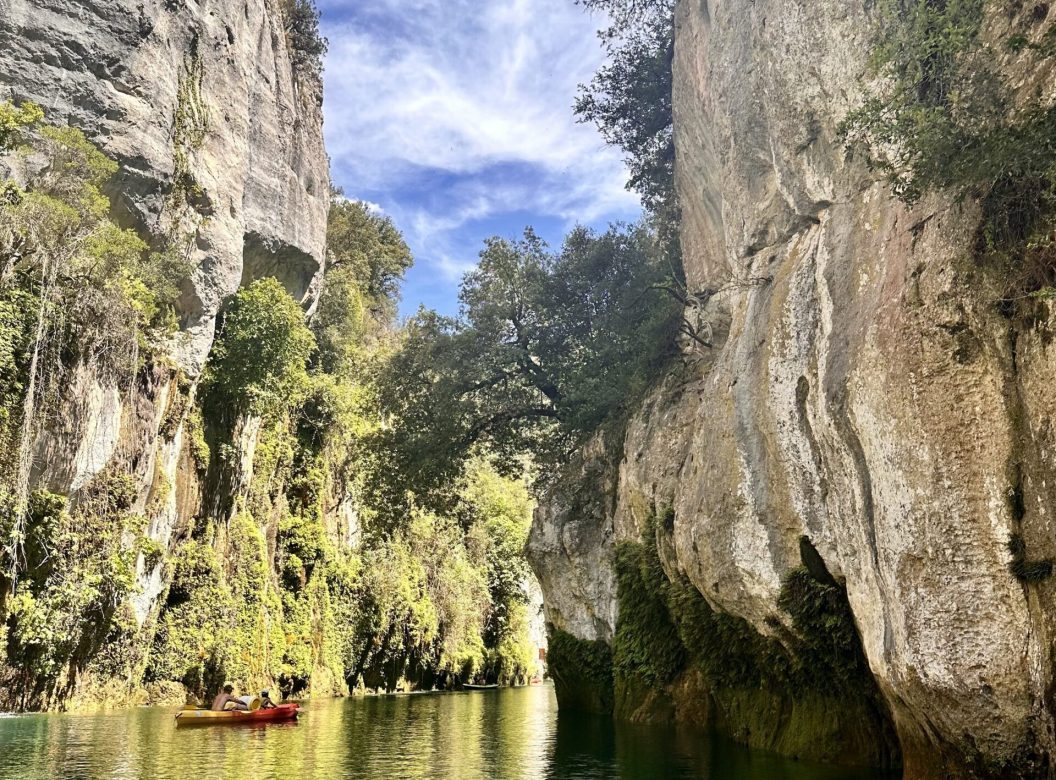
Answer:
[545,709,899,780]
[0,685,895,779]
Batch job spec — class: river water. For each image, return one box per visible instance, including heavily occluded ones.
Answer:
[0,685,897,780]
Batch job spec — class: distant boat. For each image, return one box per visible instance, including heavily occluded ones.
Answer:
[463,683,499,690]
[174,703,299,727]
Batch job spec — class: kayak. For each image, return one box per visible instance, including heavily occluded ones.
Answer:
[463,684,499,690]
[174,703,299,727]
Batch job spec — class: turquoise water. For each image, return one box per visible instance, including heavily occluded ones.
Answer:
[0,685,897,779]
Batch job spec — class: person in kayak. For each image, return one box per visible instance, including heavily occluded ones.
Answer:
[210,683,249,711]
[259,690,277,709]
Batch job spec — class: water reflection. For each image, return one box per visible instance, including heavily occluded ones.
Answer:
[0,686,897,780]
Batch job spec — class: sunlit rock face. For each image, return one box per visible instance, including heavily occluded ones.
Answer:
[0,0,328,375]
[530,0,1056,775]
[0,0,328,680]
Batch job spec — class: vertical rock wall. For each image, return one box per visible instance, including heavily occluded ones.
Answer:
[0,0,329,705]
[530,1,1056,776]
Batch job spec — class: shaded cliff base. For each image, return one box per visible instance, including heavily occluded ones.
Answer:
[547,530,902,772]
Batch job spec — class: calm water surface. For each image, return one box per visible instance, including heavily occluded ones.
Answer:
[0,685,897,780]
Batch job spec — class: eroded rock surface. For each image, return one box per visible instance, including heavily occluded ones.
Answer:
[0,0,328,374]
[0,0,328,704]
[529,0,1056,776]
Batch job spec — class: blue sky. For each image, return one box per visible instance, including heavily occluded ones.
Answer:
[317,0,642,317]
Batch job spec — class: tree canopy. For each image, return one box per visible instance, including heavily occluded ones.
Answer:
[575,0,676,220]
[370,222,680,516]
[313,195,413,376]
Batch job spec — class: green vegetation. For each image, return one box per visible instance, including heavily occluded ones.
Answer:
[589,524,898,762]
[314,195,412,375]
[2,475,144,709]
[374,223,680,523]
[0,103,191,707]
[283,0,328,81]
[546,628,614,713]
[0,104,539,706]
[138,191,539,702]
[169,45,210,221]
[841,0,1056,295]
[575,0,676,223]
[0,101,43,150]
[203,278,316,419]
[612,539,684,688]
[0,102,188,580]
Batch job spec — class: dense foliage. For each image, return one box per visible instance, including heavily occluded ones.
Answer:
[314,196,413,375]
[575,0,676,219]
[373,223,679,518]
[204,278,317,419]
[283,0,328,81]
[841,0,1056,294]
[0,104,191,706]
[139,189,541,701]
[0,103,187,556]
[0,109,541,707]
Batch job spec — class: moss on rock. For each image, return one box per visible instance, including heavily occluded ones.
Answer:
[603,528,901,769]
[546,627,614,714]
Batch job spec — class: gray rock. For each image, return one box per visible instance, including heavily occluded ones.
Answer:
[532,0,1056,773]
[0,0,328,375]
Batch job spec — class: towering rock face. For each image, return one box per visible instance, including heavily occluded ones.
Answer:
[0,0,328,707]
[529,0,1056,776]
[0,0,328,374]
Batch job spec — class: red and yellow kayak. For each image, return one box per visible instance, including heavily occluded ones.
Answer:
[175,703,299,727]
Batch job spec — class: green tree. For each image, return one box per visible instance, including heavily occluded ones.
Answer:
[313,195,412,375]
[284,0,328,79]
[574,0,676,219]
[204,278,316,419]
[373,222,679,510]
[460,461,535,684]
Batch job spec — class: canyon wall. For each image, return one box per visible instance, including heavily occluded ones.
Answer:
[0,0,330,707]
[529,0,1056,776]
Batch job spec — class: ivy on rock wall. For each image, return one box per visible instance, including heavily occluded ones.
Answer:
[544,519,901,768]
[0,103,190,708]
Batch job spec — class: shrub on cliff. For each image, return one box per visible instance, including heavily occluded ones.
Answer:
[841,0,1056,294]
[0,100,42,151]
[284,0,328,80]
[203,277,316,419]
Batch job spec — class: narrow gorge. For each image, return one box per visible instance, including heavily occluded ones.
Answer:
[3,0,1056,778]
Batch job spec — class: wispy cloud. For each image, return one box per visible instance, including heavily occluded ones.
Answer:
[318,0,641,314]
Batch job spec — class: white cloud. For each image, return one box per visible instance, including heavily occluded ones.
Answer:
[323,1,618,175]
[318,0,641,306]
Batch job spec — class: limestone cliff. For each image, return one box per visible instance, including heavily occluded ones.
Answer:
[529,0,1056,776]
[0,0,328,372]
[0,0,329,707]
